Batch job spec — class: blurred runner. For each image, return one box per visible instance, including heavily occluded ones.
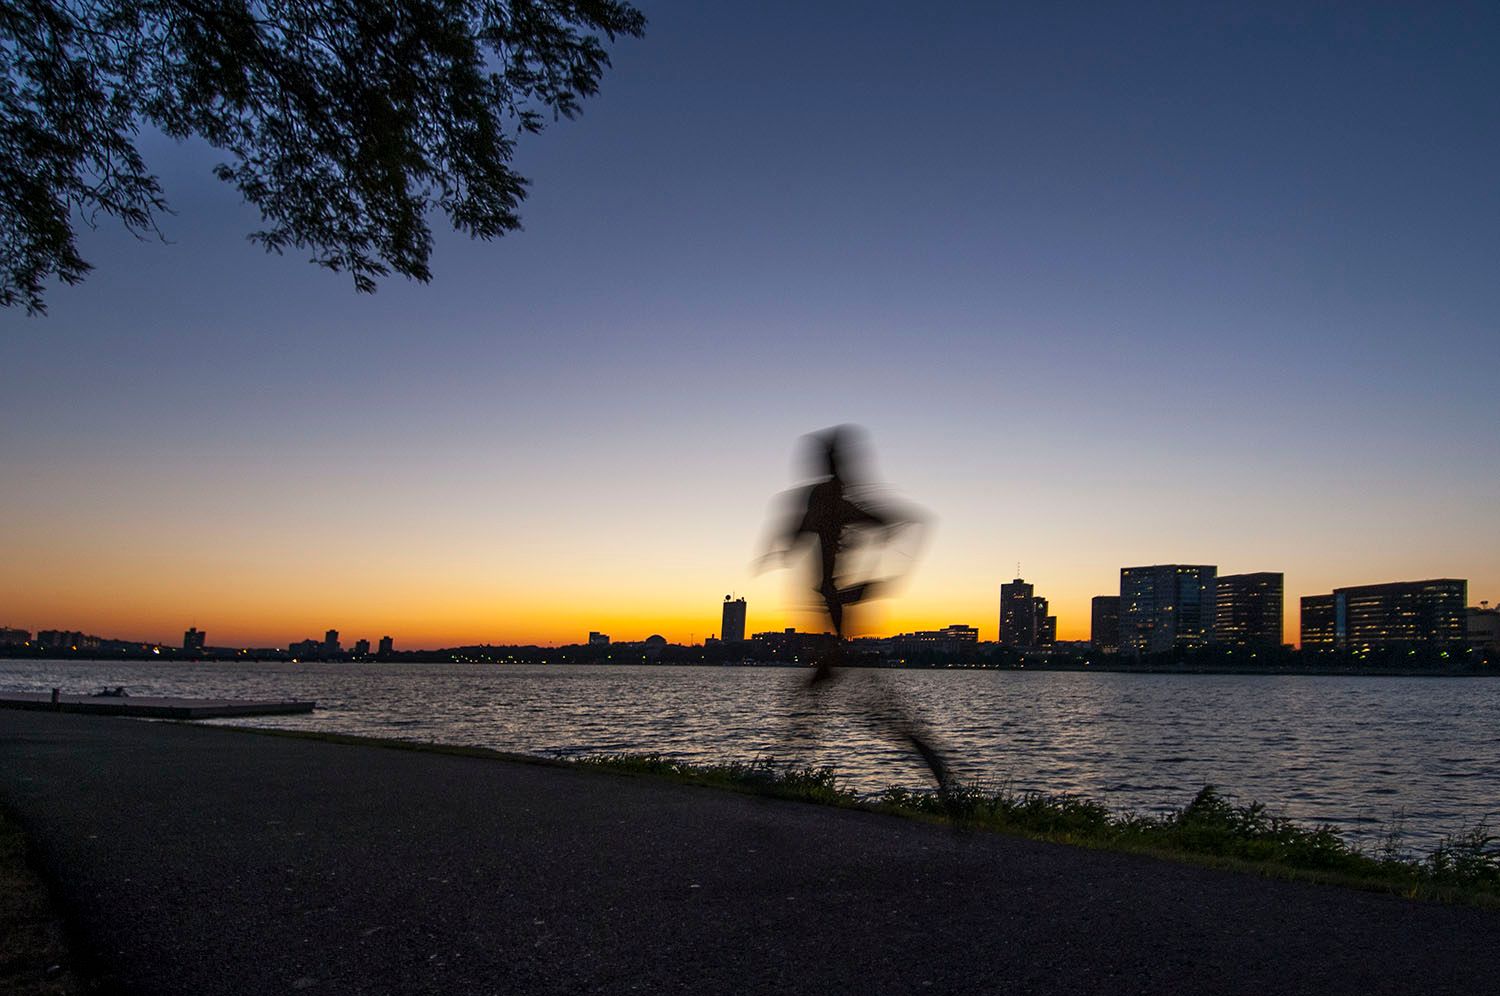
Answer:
[761,425,951,791]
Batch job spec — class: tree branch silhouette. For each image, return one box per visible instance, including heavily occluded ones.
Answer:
[0,0,645,314]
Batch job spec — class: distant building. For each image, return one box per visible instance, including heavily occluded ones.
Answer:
[588,631,610,646]
[0,626,30,645]
[289,638,321,658]
[1468,604,1499,651]
[751,628,835,658]
[1000,578,1034,646]
[183,627,206,653]
[721,596,747,643]
[999,578,1056,648]
[354,638,371,656]
[323,629,340,654]
[37,629,87,650]
[1300,579,1467,651]
[378,635,394,655]
[1090,596,1120,653]
[1119,565,1217,655]
[1300,594,1337,648]
[1215,573,1284,647]
[892,625,979,656]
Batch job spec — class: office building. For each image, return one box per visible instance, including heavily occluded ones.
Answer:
[37,629,86,650]
[183,627,206,652]
[1119,565,1217,655]
[721,596,747,643]
[323,629,340,654]
[1090,596,1120,653]
[1300,594,1337,648]
[892,624,980,655]
[1468,604,1499,651]
[1215,573,1284,647]
[999,578,1056,648]
[354,638,371,656]
[751,628,835,657]
[1037,606,1056,645]
[1000,578,1034,646]
[378,635,394,655]
[1300,579,1467,650]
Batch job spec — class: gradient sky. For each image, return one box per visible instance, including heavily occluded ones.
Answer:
[2,1,1497,649]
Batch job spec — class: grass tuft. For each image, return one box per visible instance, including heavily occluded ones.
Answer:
[1423,823,1500,891]
[574,753,859,807]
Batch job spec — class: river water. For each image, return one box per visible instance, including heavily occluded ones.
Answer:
[4,659,1496,853]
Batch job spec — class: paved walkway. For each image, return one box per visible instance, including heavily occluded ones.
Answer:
[0,710,1495,995]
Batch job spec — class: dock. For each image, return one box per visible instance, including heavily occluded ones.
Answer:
[0,691,315,720]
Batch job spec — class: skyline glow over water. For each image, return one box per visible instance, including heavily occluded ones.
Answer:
[2,1,1496,649]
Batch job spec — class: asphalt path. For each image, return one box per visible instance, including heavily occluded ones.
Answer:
[1,710,1495,995]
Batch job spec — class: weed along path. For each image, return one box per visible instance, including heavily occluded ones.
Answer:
[0,711,1495,996]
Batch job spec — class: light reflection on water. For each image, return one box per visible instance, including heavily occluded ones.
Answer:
[3,659,1496,852]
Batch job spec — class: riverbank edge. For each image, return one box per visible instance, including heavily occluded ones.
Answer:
[208,723,1498,909]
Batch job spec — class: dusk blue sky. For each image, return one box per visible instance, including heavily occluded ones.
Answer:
[3,1,1496,647]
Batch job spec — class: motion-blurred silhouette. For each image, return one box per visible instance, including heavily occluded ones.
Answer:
[761,425,951,790]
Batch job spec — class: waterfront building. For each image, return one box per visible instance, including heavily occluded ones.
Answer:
[37,629,87,650]
[1000,578,1033,646]
[721,596,747,643]
[1090,596,1120,653]
[1119,565,1217,655]
[751,628,835,658]
[378,635,394,655]
[1215,573,1284,647]
[999,578,1056,647]
[0,626,30,644]
[183,627,206,652]
[1037,602,1056,645]
[588,631,610,646]
[1468,604,1499,651]
[323,629,341,654]
[1300,594,1337,648]
[892,624,979,656]
[1300,579,1467,651]
[289,638,321,657]
[354,638,371,656]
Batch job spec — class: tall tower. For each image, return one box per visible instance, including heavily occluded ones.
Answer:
[1000,578,1054,647]
[721,596,747,643]
[999,578,1035,646]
